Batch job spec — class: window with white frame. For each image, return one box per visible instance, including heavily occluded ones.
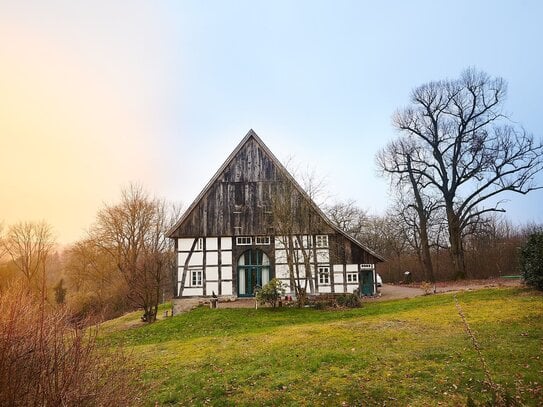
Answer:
[315,235,329,248]
[236,236,252,245]
[191,270,203,286]
[195,238,204,251]
[318,266,330,284]
[255,236,270,245]
[347,272,358,283]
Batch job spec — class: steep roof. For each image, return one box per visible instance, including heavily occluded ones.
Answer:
[166,129,384,262]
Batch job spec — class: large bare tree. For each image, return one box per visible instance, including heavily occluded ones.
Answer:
[389,68,543,279]
[91,185,176,322]
[1,221,55,292]
[377,139,439,282]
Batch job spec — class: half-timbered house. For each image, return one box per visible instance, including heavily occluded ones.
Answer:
[166,130,384,300]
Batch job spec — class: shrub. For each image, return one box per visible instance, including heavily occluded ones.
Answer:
[519,231,543,290]
[0,282,142,406]
[336,293,362,308]
[256,278,286,307]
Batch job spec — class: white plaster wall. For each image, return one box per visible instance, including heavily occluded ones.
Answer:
[334,284,344,293]
[206,282,219,295]
[221,282,233,295]
[221,266,232,280]
[178,238,194,251]
[189,252,203,267]
[275,264,290,279]
[178,252,188,266]
[221,237,232,250]
[346,264,358,272]
[207,266,219,281]
[318,285,332,294]
[207,238,218,251]
[334,271,344,284]
[207,252,218,266]
[275,237,286,249]
[275,249,287,264]
[183,287,204,296]
[316,249,329,263]
[346,284,358,293]
[222,251,232,265]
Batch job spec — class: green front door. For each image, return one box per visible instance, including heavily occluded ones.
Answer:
[361,270,375,296]
[238,249,270,297]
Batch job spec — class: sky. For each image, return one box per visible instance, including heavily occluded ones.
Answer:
[1,0,542,244]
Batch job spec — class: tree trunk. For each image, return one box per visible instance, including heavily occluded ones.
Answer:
[418,216,435,283]
[446,207,467,279]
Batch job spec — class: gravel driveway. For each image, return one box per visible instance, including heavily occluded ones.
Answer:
[371,278,522,302]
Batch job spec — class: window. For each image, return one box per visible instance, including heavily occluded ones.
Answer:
[318,266,330,284]
[347,272,358,283]
[195,238,204,251]
[316,235,329,248]
[236,236,252,245]
[191,270,203,286]
[255,236,270,245]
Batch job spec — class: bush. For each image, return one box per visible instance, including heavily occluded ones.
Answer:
[336,293,362,308]
[0,282,142,406]
[519,231,543,290]
[256,278,286,307]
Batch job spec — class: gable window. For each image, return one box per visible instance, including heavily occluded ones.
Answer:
[318,266,330,284]
[255,236,270,245]
[347,272,358,283]
[236,236,252,246]
[191,270,203,286]
[316,235,329,248]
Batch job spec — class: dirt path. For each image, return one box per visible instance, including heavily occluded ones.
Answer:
[372,278,522,302]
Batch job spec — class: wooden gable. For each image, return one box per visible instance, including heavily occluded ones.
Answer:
[166,129,384,262]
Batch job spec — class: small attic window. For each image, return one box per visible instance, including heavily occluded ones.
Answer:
[236,236,252,246]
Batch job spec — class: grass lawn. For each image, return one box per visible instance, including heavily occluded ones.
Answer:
[100,288,543,406]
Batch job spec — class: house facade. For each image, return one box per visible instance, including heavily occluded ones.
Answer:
[166,130,384,299]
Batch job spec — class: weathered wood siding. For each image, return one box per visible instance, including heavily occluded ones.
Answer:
[170,137,334,237]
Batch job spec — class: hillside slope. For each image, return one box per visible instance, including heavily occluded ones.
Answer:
[100,288,543,406]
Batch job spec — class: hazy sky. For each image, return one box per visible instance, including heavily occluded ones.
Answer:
[1,1,542,244]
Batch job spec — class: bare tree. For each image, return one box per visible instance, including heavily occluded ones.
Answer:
[63,237,129,319]
[271,163,330,306]
[1,221,55,292]
[377,139,439,283]
[91,185,176,322]
[391,68,543,279]
[325,199,368,241]
[272,179,316,305]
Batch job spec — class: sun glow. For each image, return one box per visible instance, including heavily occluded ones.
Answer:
[0,22,158,244]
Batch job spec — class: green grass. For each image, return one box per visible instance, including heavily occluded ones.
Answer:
[100,288,543,406]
